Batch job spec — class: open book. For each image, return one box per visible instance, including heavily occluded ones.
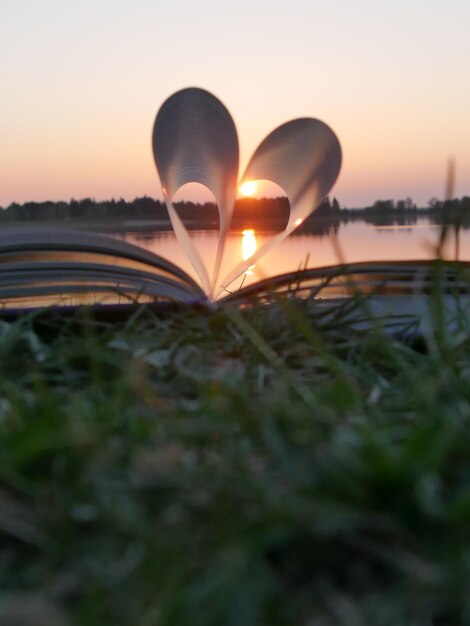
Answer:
[0,87,345,310]
[2,88,465,313]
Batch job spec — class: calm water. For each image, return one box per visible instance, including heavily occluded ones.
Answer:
[120,218,469,292]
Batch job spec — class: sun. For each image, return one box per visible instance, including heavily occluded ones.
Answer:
[239,181,257,197]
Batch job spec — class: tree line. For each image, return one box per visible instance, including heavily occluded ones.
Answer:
[1,195,470,233]
[0,196,335,227]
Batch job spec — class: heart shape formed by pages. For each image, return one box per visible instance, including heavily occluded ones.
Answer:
[152,87,342,300]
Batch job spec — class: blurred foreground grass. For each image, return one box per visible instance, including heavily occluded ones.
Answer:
[1,293,470,625]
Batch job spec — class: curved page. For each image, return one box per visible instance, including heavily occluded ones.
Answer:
[218,118,341,297]
[152,88,239,296]
[0,228,205,307]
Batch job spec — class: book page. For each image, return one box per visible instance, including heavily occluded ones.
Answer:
[153,88,239,297]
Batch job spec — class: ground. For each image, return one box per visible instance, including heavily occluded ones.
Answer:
[1,293,470,625]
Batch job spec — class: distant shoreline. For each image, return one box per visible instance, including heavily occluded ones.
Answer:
[1,194,469,234]
[0,213,466,237]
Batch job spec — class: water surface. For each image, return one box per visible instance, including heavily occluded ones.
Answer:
[121,218,467,293]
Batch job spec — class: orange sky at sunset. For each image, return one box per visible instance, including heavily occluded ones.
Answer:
[1,0,469,209]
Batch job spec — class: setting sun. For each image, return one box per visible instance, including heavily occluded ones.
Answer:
[239,181,257,197]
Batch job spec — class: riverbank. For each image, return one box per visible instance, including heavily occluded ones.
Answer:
[2,289,470,625]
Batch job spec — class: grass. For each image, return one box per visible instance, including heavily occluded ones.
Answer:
[2,290,470,625]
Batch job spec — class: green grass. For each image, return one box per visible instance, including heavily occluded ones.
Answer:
[1,293,470,625]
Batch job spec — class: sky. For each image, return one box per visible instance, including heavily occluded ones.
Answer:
[1,0,469,209]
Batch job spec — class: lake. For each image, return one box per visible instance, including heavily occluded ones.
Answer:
[119,217,468,292]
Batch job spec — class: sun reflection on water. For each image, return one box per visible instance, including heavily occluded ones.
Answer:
[242,229,257,275]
